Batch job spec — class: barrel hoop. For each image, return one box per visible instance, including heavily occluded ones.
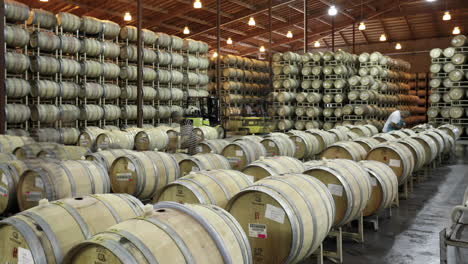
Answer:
[21,211,64,263]
[54,201,92,239]
[217,170,245,189]
[166,180,209,204]
[141,216,195,263]
[306,165,354,226]
[182,178,216,204]
[143,152,163,200]
[203,204,253,264]
[154,202,233,264]
[127,154,146,198]
[333,160,369,212]
[57,163,77,197]
[0,217,48,264]
[93,238,140,263]
[35,168,56,201]
[199,171,232,199]
[110,229,159,264]
[0,165,15,210]
[271,177,318,258]
[73,160,96,194]
[114,193,144,216]
[95,161,111,192]
[90,194,122,222]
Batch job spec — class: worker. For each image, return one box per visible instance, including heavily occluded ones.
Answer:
[383,110,409,133]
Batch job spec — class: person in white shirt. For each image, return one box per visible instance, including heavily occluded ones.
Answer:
[383,110,409,132]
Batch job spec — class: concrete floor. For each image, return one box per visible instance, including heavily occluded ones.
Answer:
[306,144,468,264]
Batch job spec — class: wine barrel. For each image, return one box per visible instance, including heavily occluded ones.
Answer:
[359,160,398,217]
[179,153,231,176]
[372,133,398,143]
[37,145,90,160]
[30,56,60,75]
[287,130,321,160]
[5,25,29,48]
[31,79,60,98]
[80,38,102,57]
[60,35,82,54]
[31,104,60,123]
[6,104,30,123]
[101,20,120,39]
[57,12,81,32]
[5,0,30,23]
[366,142,415,185]
[410,135,438,165]
[261,133,296,157]
[30,30,60,52]
[227,174,335,264]
[353,137,380,152]
[221,139,267,170]
[5,52,29,73]
[5,78,30,98]
[277,119,294,131]
[30,128,61,143]
[396,138,426,171]
[109,151,180,200]
[0,159,34,215]
[58,128,81,145]
[242,156,305,182]
[304,159,372,226]
[0,153,16,163]
[27,9,57,29]
[0,194,144,264]
[155,169,253,208]
[101,62,120,79]
[133,128,169,151]
[305,129,335,152]
[64,202,251,264]
[320,141,368,161]
[96,130,134,150]
[80,60,103,78]
[196,139,230,154]
[17,160,110,210]
[193,126,219,142]
[102,41,120,59]
[439,124,462,140]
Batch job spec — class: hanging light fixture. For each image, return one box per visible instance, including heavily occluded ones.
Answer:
[124,12,132,21]
[426,0,436,2]
[380,34,387,41]
[286,31,293,38]
[358,22,366,31]
[212,51,218,58]
[183,26,190,35]
[227,37,233,45]
[395,43,402,50]
[259,46,266,52]
[39,0,49,2]
[443,11,452,21]
[193,0,202,8]
[248,17,256,26]
[453,26,461,35]
[328,5,338,16]
[314,41,321,47]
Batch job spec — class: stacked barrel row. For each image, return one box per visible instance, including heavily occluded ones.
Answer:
[211,54,269,129]
[429,35,468,138]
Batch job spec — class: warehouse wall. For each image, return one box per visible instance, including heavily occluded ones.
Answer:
[316,36,453,73]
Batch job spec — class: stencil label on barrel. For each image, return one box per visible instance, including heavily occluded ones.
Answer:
[328,184,343,196]
[389,159,401,167]
[116,173,133,181]
[265,204,285,224]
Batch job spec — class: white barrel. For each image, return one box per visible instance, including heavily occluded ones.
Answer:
[80,16,102,34]
[57,12,81,32]
[96,131,134,150]
[5,25,29,48]
[102,84,121,100]
[320,141,368,161]
[30,30,60,52]
[30,80,59,98]
[101,62,120,79]
[304,159,371,226]
[5,0,30,22]
[27,8,57,28]
[5,78,30,98]
[31,104,60,123]
[80,82,104,99]
[59,127,81,145]
[134,128,170,151]
[397,138,426,171]
[80,60,103,78]
[261,133,296,157]
[6,52,29,74]
[80,105,104,121]
[101,41,120,59]
[101,20,120,39]
[60,35,81,54]
[60,82,80,99]
[30,56,60,75]
[59,104,80,122]
[102,105,121,121]
[5,104,30,123]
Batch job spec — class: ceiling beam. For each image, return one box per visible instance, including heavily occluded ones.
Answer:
[339,31,350,45]
[189,0,298,37]
[404,16,415,39]
[175,0,234,19]
[360,29,370,43]
[228,0,256,10]
[379,18,391,40]
[288,4,331,26]
[316,0,356,21]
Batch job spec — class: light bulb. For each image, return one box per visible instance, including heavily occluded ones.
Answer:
[183,26,190,35]
[395,43,402,50]
[380,34,387,41]
[227,37,233,45]
[453,26,461,35]
[248,17,256,26]
[286,31,293,38]
[124,12,132,21]
[443,11,452,21]
[328,5,338,16]
[39,0,49,2]
[212,52,218,58]
[426,0,436,2]
[259,46,266,52]
[193,0,202,8]
[314,41,321,47]
[358,22,366,31]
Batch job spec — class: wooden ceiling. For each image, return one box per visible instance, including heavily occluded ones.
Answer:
[17,0,468,56]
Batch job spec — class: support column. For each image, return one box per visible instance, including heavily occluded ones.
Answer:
[216,0,221,122]
[136,0,143,128]
[304,0,309,53]
[0,4,6,134]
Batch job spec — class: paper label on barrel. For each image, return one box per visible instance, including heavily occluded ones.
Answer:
[18,247,34,264]
[196,146,203,152]
[328,184,343,196]
[249,223,267,239]
[35,177,44,189]
[127,163,135,171]
[370,177,378,187]
[1,174,8,185]
[265,204,285,224]
[0,186,8,196]
[116,173,133,181]
[236,150,243,157]
[268,142,275,147]
[296,137,302,143]
[26,192,42,201]
[389,159,401,167]
[192,167,200,172]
